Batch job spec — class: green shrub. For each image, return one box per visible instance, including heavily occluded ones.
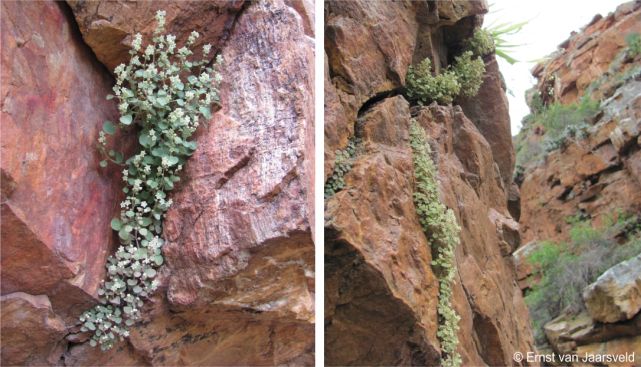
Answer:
[451,51,485,97]
[405,51,485,105]
[537,97,598,139]
[406,58,461,105]
[464,28,495,57]
[81,10,222,350]
[324,137,360,199]
[541,122,589,153]
[525,215,641,344]
[410,120,462,367]
[625,32,641,58]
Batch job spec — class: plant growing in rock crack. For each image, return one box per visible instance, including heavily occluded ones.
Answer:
[405,50,485,105]
[409,120,462,367]
[324,137,360,199]
[82,10,222,350]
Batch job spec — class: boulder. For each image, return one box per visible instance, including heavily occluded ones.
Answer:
[583,255,641,323]
[66,0,245,72]
[544,311,641,355]
[0,293,67,366]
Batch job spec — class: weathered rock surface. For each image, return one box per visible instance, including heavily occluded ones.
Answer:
[0,293,67,366]
[2,0,314,365]
[583,255,641,324]
[516,3,641,365]
[66,0,245,72]
[324,2,536,359]
[66,0,315,365]
[544,311,641,355]
[576,336,641,366]
[519,80,641,245]
[1,2,124,364]
[459,58,515,190]
[531,1,641,105]
[325,99,535,366]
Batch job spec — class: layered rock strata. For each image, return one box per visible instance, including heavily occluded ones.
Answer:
[324,1,536,365]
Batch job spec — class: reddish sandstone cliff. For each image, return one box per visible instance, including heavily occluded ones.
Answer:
[1,1,314,365]
[324,1,536,365]
[514,2,641,364]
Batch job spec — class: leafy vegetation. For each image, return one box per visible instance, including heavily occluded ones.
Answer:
[513,96,599,173]
[324,137,360,199]
[451,51,486,97]
[81,10,222,350]
[536,97,599,140]
[484,21,527,64]
[405,51,485,105]
[525,214,641,344]
[410,120,461,367]
[625,32,641,58]
[463,28,495,58]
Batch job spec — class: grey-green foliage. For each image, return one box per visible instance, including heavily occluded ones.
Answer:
[625,32,641,58]
[513,96,599,173]
[405,51,485,105]
[324,137,360,199]
[83,10,222,350]
[406,58,460,105]
[541,121,589,153]
[451,51,485,97]
[525,214,641,344]
[409,120,461,367]
[463,28,495,58]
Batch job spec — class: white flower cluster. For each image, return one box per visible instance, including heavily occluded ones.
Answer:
[86,9,222,351]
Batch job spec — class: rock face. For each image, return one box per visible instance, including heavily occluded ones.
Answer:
[1,2,122,364]
[519,2,641,245]
[324,1,536,365]
[2,0,314,365]
[583,255,641,324]
[543,311,641,358]
[516,3,641,365]
[0,293,67,366]
[66,0,245,71]
[531,1,641,105]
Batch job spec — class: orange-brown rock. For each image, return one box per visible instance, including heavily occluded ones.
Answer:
[325,96,535,365]
[520,81,641,245]
[0,293,67,366]
[576,336,641,367]
[3,0,314,365]
[64,0,314,365]
[323,0,490,179]
[531,2,641,105]
[324,1,536,365]
[66,0,245,72]
[459,58,515,190]
[1,5,124,364]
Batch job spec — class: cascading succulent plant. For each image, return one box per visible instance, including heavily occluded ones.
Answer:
[81,10,222,350]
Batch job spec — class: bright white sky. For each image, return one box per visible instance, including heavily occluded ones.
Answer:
[484,0,628,135]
